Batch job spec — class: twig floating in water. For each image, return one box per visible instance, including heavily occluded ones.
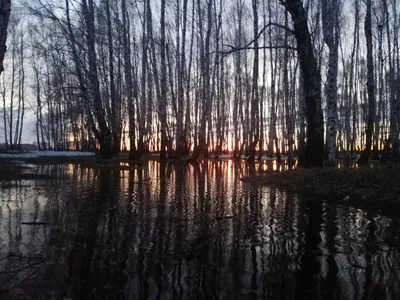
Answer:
[21,222,50,225]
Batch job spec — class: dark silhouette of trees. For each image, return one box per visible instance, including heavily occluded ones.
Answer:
[0,0,395,166]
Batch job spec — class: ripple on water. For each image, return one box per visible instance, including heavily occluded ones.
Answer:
[0,161,399,299]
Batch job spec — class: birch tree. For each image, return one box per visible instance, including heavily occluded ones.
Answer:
[9,0,400,165]
[322,0,340,164]
[121,0,137,158]
[248,0,259,162]
[176,0,188,159]
[159,0,168,159]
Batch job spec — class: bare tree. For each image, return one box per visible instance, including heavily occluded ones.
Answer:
[121,0,137,159]
[105,0,120,154]
[194,0,213,158]
[322,0,340,164]
[281,0,324,167]
[247,0,259,162]
[9,0,398,168]
[159,0,168,159]
[358,0,375,164]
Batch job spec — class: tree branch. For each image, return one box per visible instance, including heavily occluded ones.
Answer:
[244,21,294,50]
[217,44,297,55]
[215,21,294,56]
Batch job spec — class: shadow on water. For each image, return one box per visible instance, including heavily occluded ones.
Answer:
[0,161,400,299]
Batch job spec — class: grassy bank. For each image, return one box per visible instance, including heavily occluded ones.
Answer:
[241,165,400,209]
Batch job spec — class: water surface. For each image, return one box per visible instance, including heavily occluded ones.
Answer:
[0,161,399,299]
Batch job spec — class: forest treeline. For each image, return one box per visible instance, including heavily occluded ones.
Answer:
[0,0,399,166]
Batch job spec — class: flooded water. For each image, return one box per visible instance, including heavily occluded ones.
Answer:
[1,161,400,300]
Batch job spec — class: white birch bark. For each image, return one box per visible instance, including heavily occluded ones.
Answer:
[321,0,339,164]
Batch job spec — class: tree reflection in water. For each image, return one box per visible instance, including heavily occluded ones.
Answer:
[0,161,399,299]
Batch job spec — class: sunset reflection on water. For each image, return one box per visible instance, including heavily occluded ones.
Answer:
[0,160,399,299]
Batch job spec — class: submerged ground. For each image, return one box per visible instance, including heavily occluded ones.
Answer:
[0,160,399,299]
[242,162,400,216]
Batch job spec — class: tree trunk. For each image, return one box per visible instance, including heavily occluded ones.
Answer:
[183,0,195,156]
[268,0,280,161]
[9,33,15,150]
[358,0,374,164]
[321,0,339,164]
[383,0,399,160]
[298,67,306,164]
[283,0,324,168]
[0,0,10,76]
[283,10,294,164]
[105,0,120,155]
[175,0,188,159]
[233,0,243,159]
[121,0,137,159]
[138,0,147,157]
[159,0,168,160]
[195,0,212,158]
[248,0,259,162]
[82,0,112,158]
[1,77,7,148]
